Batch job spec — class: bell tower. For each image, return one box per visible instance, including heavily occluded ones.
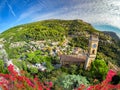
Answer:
[85,35,99,70]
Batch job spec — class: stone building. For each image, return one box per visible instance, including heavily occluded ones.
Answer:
[60,55,87,65]
[60,35,99,70]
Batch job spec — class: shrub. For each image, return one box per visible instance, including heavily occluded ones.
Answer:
[90,59,109,80]
[77,69,120,90]
[0,64,52,90]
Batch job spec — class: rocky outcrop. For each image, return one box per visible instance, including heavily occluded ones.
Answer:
[0,44,20,74]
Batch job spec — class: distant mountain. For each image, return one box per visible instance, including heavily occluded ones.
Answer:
[103,31,120,41]
[0,19,120,66]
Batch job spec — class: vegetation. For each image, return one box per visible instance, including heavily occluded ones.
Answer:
[0,64,119,90]
[90,59,109,80]
[0,19,120,89]
[0,64,52,90]
[0,60,8,74]
[55,74,89,90]
[0,19,119,66]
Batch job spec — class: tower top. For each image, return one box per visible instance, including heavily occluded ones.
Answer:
[90,35,99,41]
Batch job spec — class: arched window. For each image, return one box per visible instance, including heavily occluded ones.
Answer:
[92,50,95,54]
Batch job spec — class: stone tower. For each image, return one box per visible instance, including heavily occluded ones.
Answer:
[85,35,99,70]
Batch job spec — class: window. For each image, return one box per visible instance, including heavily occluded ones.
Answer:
[92,50,95,54]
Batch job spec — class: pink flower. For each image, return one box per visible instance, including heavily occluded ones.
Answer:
[105,69,116,82]
[8,64,18,76]
[25,78,35,87]
[49,81,53,87]
[0,64,44,90]
[87,86,94,90]
[86,69,119,90]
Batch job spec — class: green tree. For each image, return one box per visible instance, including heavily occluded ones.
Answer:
[90,59,108,80]
[55,75,89,90]
[68,65,78,74]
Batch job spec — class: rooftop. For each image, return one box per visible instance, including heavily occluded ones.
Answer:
[60,55,87,62]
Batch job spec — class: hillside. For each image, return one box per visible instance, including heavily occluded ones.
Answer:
[0,19,98,42]
[103,31,120,41]
[0,19,120,67]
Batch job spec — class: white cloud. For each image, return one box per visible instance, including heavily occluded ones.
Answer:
[15,0,120,37]
[17,1,45,22]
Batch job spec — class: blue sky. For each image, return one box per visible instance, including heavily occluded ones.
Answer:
[0,0,120,37]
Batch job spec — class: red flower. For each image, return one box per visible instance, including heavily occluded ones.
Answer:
[77,84,86,90]
[87,69,120,90]
[8,64,18,76]
[25,78,35,87]
[105,69,116,82]
[49,81,53,87]
[0,64,46,90]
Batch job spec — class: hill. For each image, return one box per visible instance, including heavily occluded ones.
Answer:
[0,19,98,42]
[103,31,120,41]
[0,19,120,66]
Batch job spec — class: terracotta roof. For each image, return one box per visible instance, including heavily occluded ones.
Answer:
[60,55,86,63]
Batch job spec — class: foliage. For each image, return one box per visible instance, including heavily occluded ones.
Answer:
[0,19,120,89]
[0,64,53,90]
[77,70,120,90]
[11,50,54,72]
[29,67,38,74]
[90,59,109,80]
[55,74,89,90]
[70,36,88,50]
[0,65,120,90]
[25,51,54,71]
[0,60,4,72]
[0,60,8,74]
[0,19,120,66]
